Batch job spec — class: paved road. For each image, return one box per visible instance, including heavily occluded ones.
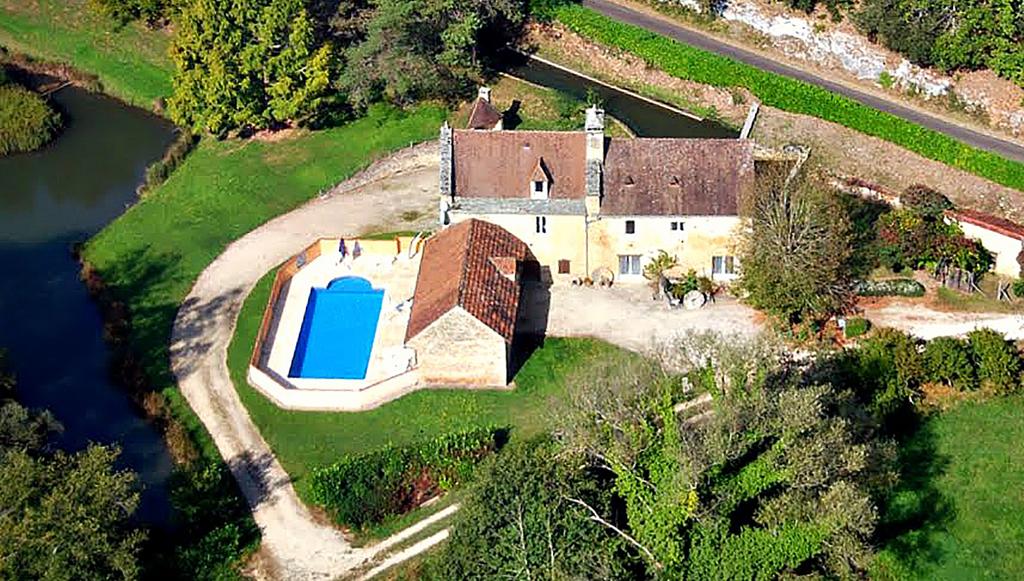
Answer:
[583,0,1024,164]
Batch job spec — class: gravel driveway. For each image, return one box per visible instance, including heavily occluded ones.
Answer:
[169,144,439,579]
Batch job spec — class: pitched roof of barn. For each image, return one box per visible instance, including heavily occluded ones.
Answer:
[467,97,503,130]
[601,138,754,216]
[452,130,587,199]
[406,219,532,343]
[946,209,1024,241]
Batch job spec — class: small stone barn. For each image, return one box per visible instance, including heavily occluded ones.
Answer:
[405,219,533,386]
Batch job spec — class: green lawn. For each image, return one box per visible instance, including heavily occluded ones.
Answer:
[0,0,172,108]
[874,396,1024,579]
[228,270,630,499]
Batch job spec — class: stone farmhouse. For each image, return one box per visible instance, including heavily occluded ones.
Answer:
[439,91,756,283]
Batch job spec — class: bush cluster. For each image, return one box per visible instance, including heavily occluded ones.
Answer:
[0,84,61,156]
[854,278,925,297]
[844,317,871,338]
[308,427,501,529]
[876,207,992,275]
[851,329,1022,420]
[553,5,1024,193]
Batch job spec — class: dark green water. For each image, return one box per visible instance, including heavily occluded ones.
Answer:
[0,85,176,526]
[506,54,737,138]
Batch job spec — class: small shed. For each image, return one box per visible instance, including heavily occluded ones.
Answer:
[405,219,532,386]
[946,209,1024,278]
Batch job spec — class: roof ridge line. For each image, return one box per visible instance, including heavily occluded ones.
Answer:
[455,221,476,306]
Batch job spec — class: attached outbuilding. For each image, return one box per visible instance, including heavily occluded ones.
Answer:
[405,219,533,387]
[946,209,1024,279]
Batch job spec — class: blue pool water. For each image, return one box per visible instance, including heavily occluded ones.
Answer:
[289,276,384,379]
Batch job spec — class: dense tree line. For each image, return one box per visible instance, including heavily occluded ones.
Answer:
[425,334,904,579]
[856,0,1024,87]
[93,0,527,135]
[0,352,145,579]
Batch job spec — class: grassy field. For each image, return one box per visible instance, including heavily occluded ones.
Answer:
[554,5,1024,192]
[228,270,629,498]
[0,0,172,108]
[874,396,1024,579]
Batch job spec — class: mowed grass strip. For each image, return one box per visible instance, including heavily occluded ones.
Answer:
[228,270,632,499]
[873,395,1024,579]
[0,0,172,107]
[554,4,1024,192]
[83,104,446,401]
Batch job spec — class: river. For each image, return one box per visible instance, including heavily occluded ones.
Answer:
[0,84,176,526]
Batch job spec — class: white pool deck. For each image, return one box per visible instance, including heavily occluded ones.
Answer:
[248,248,425,411]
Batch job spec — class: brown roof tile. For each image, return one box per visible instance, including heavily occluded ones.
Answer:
[467,98,503,130]
[602,138,754,216]
[452,130,587,199]
[947,209,1024,241]
[406,219,532,343]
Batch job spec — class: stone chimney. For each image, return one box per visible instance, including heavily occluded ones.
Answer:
[439,121,453,200]
[478,86,492,103]
[584,106,604,213]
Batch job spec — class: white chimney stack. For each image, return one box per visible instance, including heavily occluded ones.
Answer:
[478,87,492,103]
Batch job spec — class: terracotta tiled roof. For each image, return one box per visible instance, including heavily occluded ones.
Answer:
[947,208,1024,241]
[452,130,587,199]
[406,219,532,343]
[601,138,754,216]
[467,98,503,130]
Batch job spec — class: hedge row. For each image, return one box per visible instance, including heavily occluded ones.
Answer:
[854,278,925,297]
[553,5,1024,192]
[308,426,502,529]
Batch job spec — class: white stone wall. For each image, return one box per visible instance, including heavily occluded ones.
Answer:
[408,307,509,387]
[590,215,742,281]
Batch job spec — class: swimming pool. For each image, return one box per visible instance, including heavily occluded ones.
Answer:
[289,276,384,379]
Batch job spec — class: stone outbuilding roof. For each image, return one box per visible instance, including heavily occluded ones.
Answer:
[947,209,1024,241]
[467,97,503,130]
[452,130,587,199]
[406,219,532,343]
[601,138,754,216]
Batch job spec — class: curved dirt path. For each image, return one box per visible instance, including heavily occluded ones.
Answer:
[169,144,439,579]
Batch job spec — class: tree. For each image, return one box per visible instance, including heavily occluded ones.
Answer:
[739,170,854,324]
[0,355,145,580]
[168,0,339,135]
[337,0,526,108]
[557,333,896,579]
[427,438,630,580]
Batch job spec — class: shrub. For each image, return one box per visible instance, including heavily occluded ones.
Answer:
[901,184,953,218]
[844,317,871,338]
[922,337,977,391]
[140,131,198,195]
[0,84,61,155]
[553,5,1024,193]
[1013,278,1024,300]
[854,279,925,297]
[308,427,501,529]
[968,329,1022,394]
[853,328,923,420]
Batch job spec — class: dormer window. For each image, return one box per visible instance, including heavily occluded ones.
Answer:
[530,157,551,200]
[624,175,635,186]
